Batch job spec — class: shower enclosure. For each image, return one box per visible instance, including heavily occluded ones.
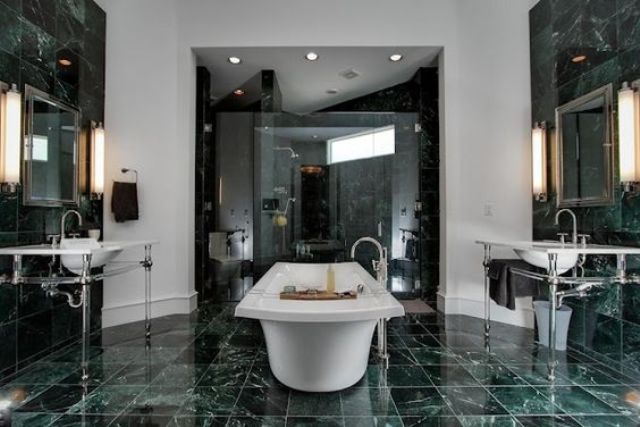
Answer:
[252,112,421,295]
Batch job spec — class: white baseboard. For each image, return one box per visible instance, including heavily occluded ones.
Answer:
[439,294,534,329]
[102,292,198,328]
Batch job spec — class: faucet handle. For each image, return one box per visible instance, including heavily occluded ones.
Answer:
[68,233,81,239]
[46,234,61,248]
[577,234,590,246]
[557,233,569,244]
[372,260,380,272]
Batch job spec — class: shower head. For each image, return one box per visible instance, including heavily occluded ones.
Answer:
[273,146,299,159]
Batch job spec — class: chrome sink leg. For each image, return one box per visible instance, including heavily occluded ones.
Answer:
[483,244,492,350]
[377,318,389,367]
[617,254,627,284]
[143,244,153,346]
[80,254,92,387]
[547,253,558,382]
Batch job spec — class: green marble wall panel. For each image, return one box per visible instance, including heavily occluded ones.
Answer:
[0,0,105,378]
[530,0,640,377]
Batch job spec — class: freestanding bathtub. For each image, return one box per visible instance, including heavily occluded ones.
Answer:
[235,262,405,392]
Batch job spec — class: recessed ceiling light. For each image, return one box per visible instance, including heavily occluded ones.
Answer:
[389,54,403,62]
[312,135,318,139]
[305,52,319,61]
[326,89,339,95]
[571,55,587,63]
[228,56,241,65]
[233,89,245,96]
[58,58,72,66]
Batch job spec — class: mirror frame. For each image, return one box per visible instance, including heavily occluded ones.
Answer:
[23,85,81,207]
[555,83,614,208]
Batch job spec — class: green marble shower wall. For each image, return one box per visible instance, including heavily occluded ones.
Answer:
[0,0,105,377]
[530,0,640,375]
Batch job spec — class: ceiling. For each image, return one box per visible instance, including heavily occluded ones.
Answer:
[194,46,441,113]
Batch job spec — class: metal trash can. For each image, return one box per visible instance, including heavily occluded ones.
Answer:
[533,300,573,351]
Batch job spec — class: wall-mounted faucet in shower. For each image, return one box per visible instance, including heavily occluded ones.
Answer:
[273,146,299,159]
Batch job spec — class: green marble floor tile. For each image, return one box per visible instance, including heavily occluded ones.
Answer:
[59,363,126,387]
[452,351,502,365]
[10,412,60,427]
[285,416,345,427]
[245,364,283,388]
[573,415,640,427]
[583,385,640,416]
[112,414,175,426]
[535,386,619,414]
[196,363,249,387]
[390,387,452,416]
[386,349,418,365]
[457,415,520,427]
[214,347,258,364]
[342,416,403,426]
[385,365,433,387]
[289,390,341,416]
[48,414,115,426]
[401,335,442,348]
[464,364,528,387]
[438,387,508,417]
[153,363,209,387]
[16,385,94,413]
[410,348,460,365]
[226,416,285,427]
[227,334,264,348]
[178,386,240,416]
[125,386,192,416]
[516,415,581,426]
[401,415,462,426]
[104,363,165,386]
[389,324,427,336]
[422,365,478,387]
[558,365,624,386]
[10,362,77,385]
[0,383,51,409]
[233,386,290,416]
[341,387,398,417]
[488,386,563,416]
[506,364,572,386]
[68,385,144,415]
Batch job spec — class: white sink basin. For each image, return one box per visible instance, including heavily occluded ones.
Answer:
[513,242,579,274]
[61,238,123,274]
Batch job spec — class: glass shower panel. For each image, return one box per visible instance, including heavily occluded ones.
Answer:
[253,112,420,292]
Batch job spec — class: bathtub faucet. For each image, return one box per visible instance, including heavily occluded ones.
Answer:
[350,237,388,290]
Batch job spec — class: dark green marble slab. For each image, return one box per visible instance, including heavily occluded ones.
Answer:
[68,385,143,415]
[341,388,398,417]
[288,390,341,416]
[390,387,452,417]
[438,386,507,417]
[233,386,289,416]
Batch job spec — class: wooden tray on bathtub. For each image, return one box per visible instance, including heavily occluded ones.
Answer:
[279,290,357,300]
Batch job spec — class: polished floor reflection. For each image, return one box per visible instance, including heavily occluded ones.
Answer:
[1,303,640,426]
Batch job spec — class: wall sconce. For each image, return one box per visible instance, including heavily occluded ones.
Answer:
[90,121,105,199]
[0,84,22,193]
[618,81,640,192]
[531,121,547,202]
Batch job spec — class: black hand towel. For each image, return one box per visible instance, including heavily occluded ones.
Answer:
[488,259,541,311]
[111,181,139,222]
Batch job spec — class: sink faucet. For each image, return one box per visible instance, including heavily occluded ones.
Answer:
[555,209,577,244]
[351,237,388,289]
[61,210,83,239]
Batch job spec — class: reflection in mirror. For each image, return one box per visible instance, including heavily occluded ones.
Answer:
[556,84,613,207]
[23,85,79,206]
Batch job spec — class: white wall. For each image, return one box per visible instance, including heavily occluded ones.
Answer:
[96,0,534,327]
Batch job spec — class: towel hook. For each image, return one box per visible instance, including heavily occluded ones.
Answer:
[121,168,138,183]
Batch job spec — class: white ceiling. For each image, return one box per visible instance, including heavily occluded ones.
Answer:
[194,46,441,113]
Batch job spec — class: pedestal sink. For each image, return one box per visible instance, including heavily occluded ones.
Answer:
[60,238,123,274]
[513,242,579,274]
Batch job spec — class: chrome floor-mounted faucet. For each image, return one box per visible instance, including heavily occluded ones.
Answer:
[350,237,388,289]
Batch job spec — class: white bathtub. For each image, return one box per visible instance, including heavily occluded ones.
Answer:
[235,262,405,392]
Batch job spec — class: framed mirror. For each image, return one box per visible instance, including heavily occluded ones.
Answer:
[23,85,80,206]
[555,84,614,208]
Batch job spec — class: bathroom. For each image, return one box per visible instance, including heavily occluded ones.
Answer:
[0,0,640,426]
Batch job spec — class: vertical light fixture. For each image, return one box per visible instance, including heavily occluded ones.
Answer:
[1,84,22,193]
[618,81,640,192]
[531,121,547,202]
[91,121,105,198]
